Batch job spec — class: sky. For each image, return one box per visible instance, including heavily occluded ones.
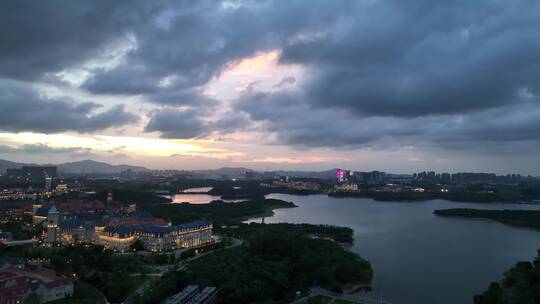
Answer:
[1,0,540,175]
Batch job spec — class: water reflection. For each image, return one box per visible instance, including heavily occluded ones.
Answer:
[171,187,242,204]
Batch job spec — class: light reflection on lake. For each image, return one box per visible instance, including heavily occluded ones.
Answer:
[171,187,243,204]
[180,187,213,193]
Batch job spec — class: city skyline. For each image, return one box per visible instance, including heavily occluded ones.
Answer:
[2,1,540,174]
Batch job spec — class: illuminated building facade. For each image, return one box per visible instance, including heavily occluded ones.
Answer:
[38,205,213,252]
[45,207,60,243]
[136,219,213,252]
[94,213,213,252]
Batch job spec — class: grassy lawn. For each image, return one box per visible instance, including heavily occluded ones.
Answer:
[307,295,334,304]
[117,276,149,302]
[306,296,357,304]
[50,281,106,304]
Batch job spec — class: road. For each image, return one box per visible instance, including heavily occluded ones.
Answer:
[177,238,243,271]
[291,287,392,304]
[121,265,175,303]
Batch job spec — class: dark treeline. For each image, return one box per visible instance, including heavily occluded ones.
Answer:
[148,198,296,225]
[131,223,368,304]
[434,208,540,230]
[474,248,540,304]
[217,222,355,244]
[185,230,372,303]
[330,191,518,203]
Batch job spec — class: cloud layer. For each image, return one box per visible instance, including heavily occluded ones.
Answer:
[1,0,540,166]
[0,80,138,133]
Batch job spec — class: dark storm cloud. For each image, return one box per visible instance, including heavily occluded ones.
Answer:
[82,0,540,144]
[279,0,540,117]
[144,107,249,139]
[235,90,423,148]
[3,0,540,152]
[80,0,351,105]
[235,89,540,150]
[0,80,139,133]
[227,0,540,151]
[144,108,207,139]
[0,1,163,80]
[273,76,296,88]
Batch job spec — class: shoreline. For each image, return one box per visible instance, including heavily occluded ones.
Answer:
[237,203,297,223]
[434,208,540,230]
[269,190,540,205]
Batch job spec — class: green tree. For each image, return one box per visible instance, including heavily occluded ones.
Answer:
[23,292,41,304]
[130,239,145,251]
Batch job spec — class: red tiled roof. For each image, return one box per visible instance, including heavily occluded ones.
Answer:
[0,277,29,299]
[0,267,72,300]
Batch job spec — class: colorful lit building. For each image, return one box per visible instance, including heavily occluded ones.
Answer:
[336,168,345,182]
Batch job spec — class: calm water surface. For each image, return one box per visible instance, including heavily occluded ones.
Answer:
[172,187,242,204]
[250,194,540,304]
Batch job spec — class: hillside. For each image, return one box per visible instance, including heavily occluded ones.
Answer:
[0,159,148,174]
[57,160,149,174]
[0,159,25,173]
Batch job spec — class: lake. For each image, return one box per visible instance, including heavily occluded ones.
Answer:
[171,187,242,204]
[249,194,540,304]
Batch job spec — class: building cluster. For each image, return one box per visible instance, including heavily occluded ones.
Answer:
[261,179,321,191]
[4,167,57,180]
[334,183,359,192]
[163,285,218,304]
[413,171,532,184]
[0,166,85,202]
[31,194,213,253]
[0,184,72,202]
[0,189,38,201]
[0,258,73,304]
[336,169,387,184]
[31,198,134,221]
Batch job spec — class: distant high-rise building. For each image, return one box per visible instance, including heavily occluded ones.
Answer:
[6,166,57,179]
[441,173,451,181]
[336,169,345,182]
[44,177,52,191]
[107,191,114,203]
[46,206,60,243]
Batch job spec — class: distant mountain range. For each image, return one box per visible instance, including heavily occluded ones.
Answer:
[0,158,340,178]
[0,159,28,174]
[0,159,149,174]
[57,160,149,174]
